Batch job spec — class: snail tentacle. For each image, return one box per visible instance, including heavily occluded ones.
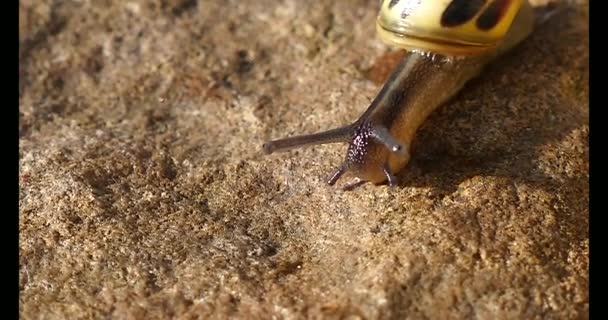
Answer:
[327,166,346,186]
[370,125,408,157]
[382,165,398,187]
[263,125,354,154]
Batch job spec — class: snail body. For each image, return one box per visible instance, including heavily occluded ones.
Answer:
[263,0,536,189]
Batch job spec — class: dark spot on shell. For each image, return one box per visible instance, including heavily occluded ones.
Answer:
[476,0,512,30]
[441,0,487,27]
[388,0,400,9]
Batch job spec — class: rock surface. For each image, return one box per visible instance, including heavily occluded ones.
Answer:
[20,0,588,318]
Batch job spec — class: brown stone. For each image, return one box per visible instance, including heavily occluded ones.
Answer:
[19,0,588,318]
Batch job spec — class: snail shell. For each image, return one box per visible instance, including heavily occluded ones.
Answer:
[377,0,526,55]
[263,0,536,189]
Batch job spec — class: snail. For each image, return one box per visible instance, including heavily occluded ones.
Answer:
[263,0,549,189]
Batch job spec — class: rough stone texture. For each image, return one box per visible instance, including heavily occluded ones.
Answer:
[19,0,588,319]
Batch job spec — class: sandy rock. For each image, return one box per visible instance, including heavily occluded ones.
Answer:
[20,0,588,319]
